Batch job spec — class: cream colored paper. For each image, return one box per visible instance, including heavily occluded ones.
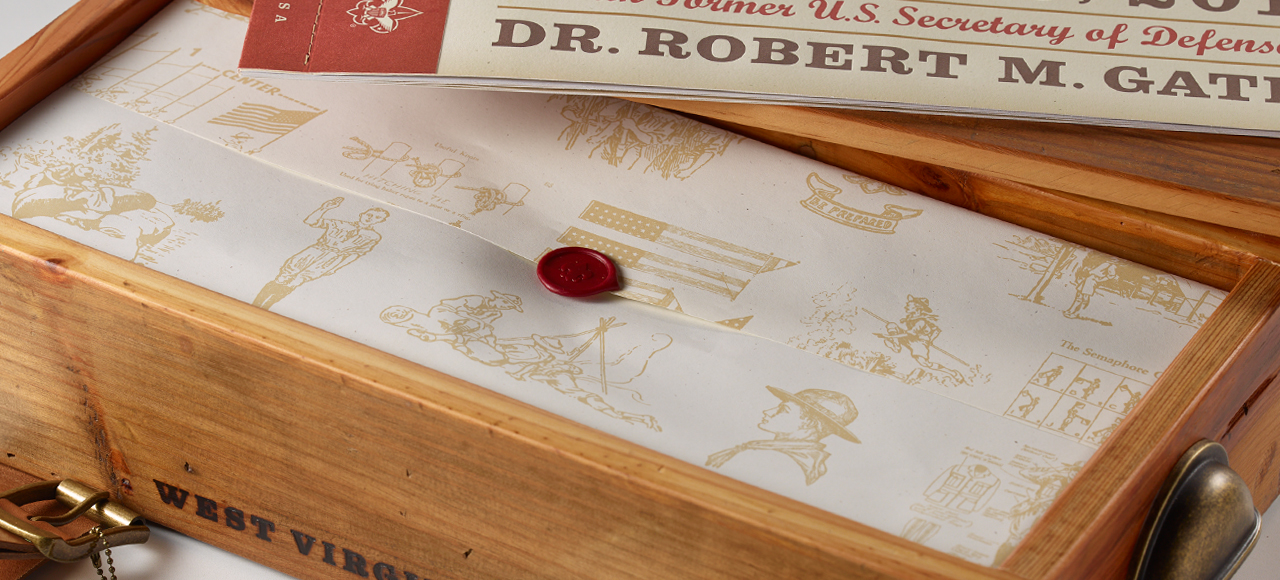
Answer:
[0,1,1211,567]
[247,0,1280,136]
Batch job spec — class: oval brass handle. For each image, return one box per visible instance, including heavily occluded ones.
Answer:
[1131,440,1261,580]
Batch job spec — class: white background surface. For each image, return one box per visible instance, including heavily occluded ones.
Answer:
[23,508,1280,579]
[1,0,79,58]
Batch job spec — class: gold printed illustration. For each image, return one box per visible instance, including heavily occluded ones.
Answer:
[867,296,972,385]
[924,463,1001,513]
[907,449,1006,542]
[382,293,671,430]
[1114,383,1143,414]
[184,0,248,21]
[802,173,922,234]
[1033,365,1063,387]
[73,32,324,155]
[717,316,754,330]
[341,137,466,191]
[553,96,742,180]
[1013,390,1041,419]
[613,279,683,312]
[998,235,1223,328]
[901,518,941,544]
[905,446,1080,564]
[706,386,859,486]
[559,201,796,306]
[208,104,322,144]
[991,457,1083,565]
[1005,353,1151,447]
[458,184,528,216]
[789,288,987,388]
[412,158,466,190]
[254,197,388,310]
[1053,402,1091,434]
[1087,416,1123,445]
[1,124,221,263]
[789,285,864,359]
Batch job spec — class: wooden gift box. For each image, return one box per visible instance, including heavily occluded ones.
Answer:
[2,1,1279,579]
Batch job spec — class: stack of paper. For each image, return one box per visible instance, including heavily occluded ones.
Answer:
[239,0,1280,137]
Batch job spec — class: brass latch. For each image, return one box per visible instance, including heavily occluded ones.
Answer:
[0,479,149,563]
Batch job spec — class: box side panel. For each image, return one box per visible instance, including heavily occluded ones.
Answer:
[1221,372,1280,514]
[0,219,1021,580]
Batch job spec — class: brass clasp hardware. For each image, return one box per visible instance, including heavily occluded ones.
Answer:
[0,479,149,563]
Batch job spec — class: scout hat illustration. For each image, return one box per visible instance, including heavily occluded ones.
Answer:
[489,290,523,312]
[766,386,860,444]
[907,294,932,313]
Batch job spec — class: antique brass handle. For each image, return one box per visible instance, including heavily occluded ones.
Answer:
[1131,440,1261,580]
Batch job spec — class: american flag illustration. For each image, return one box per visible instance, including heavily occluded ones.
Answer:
[207,103,322,135]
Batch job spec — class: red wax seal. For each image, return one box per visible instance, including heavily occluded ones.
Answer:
[537,247,621,297]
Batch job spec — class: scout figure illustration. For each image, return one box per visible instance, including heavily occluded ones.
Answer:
[1003,236,1216,328]
[17,165,142,223]
[382,296,667,430]
[874,296,967,384]
[559,99,656,170]
[419,290,525,355]
[12,163,174,262]
[1088,416,1123,445]
[706,387,860,485]
[1033,365,1063,387]
[1064,255,1119,321]
[1115,384,1143,414]
[1079,378,1103,400]
[993,462,1082,565]
[1055,401,1092,434]
[254,197,388,310]
[589,104,656,169]
[644,122,736,180]
[556,96,738,180]
[1015,391,1041,419]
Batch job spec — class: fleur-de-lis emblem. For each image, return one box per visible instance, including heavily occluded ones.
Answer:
[348,0,422,34]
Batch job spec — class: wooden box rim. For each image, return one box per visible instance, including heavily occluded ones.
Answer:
[2,2,1279,579]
